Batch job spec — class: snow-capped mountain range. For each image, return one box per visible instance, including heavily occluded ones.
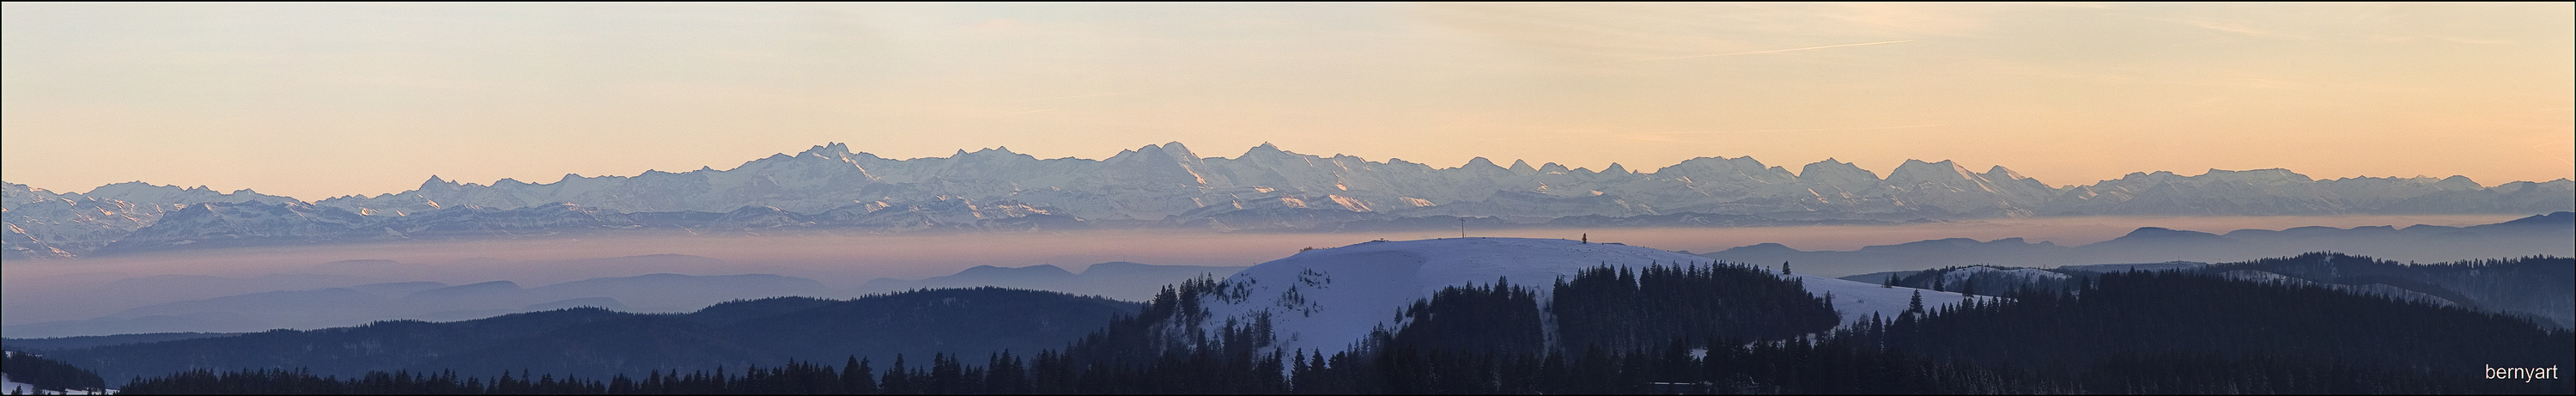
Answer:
[8,143,2571,259]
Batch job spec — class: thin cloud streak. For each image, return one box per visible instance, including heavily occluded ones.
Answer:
[1629,124,1948,137]
[1597,40,1914,65]
[1007,92,1140,102]
[1364,125,1947,146]
[2537,146,2576,167]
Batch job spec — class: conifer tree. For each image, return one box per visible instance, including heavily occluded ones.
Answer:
[841,356,876,394]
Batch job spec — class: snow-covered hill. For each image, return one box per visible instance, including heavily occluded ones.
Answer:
[0,369,112,394]
[1189,237,1978,356]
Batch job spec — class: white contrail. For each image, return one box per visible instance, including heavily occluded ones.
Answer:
[1008,92,1138,102]
[1598,40,1913,65]
[1633,124,1947,136]
[2536,146,2575,167]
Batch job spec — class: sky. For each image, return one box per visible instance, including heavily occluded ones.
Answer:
[5,3,2570,200]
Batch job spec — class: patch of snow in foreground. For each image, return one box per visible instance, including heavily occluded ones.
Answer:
[1196,237,1985,357]
[1940,265,2072,286]
[1788,271,1988,326]
[0,374,115,395]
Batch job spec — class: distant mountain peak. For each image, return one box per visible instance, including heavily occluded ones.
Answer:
[1157,141,1193,156]
[797,142,854,158]
[1461,156,1501,169]
[2199,168,2313,183]
[1983,165,2028,180]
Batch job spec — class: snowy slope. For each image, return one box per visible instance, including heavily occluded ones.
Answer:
[0,368,114,395]
[1192,237,1979,356]
[2215,270,2459,307]
[0,375,113,395]
[1,374,23,395]
[1789,271,1984,326]
[1937,265,2071,285]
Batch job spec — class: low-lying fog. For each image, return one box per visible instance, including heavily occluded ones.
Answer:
[5,214,2557,333]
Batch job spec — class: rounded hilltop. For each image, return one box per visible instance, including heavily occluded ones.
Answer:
[1196,237,1977,356]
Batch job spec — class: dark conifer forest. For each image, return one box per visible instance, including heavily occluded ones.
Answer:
[44,255,2576,394]
[3,351,107,393]
[25,288,1139,381]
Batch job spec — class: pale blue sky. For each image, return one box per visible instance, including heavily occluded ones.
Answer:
[6,3,2569,198]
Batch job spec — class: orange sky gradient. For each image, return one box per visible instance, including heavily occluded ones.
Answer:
[5,3,2570,199]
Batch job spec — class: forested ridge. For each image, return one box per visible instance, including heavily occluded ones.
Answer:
[3,351,107,393]
[77,255,2576,393]
[27,288,1138,381]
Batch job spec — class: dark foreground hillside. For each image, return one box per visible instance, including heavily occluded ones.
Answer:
[76,253,2576,393]
[2,351,107,393]
[1878,253,2575,329]
[36,288,1137,381]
